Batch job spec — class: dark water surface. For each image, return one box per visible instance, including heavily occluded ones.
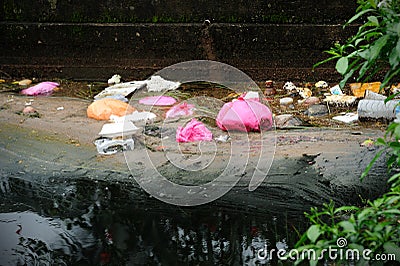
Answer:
[0,171,307,266]
[0,124,387,265]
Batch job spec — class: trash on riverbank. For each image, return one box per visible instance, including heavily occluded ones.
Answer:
[274,114,303,128]
[360,139,374,147]
[21,106,39,117]
[280,97,294,106]
[139,96,177,106]
[98,122,139,138]
[96,94,128,102]
[264,80,276,98]
[350,82,381,98]
[176,118,213,142]
[20,82,59,96]
[283,82,297,93]
[323,95,357,106]
[94,81,146,100]
[94,138,134,155]
[315,81,328,89]
[297,87,312,99]
[298,96,320,106]
[94,75,180,101]
[87,98,136,120]
[215,134,230,142]
[145,75,181,92]
[24,99,34,106]
[166,102,195,118]
[332,113,359,123]
[110,111,156,123]
[108,74,121,84]
[330,85,343,95]
[13,79,32,86]
[357,99,397,120]
[364,90,387,100]
[242,91,260,101]
[216,97,273,132]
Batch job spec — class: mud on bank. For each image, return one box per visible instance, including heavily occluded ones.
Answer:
[0,93,389,213]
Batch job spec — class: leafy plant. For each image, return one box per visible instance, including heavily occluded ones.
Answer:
[295,1,400,265]
[292,194,399,265]
[314,0,400,89]
[292,111,400,266]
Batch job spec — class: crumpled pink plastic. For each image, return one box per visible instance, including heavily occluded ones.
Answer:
[139,96,177,106]
[166,102,195,118]
[20,82,59,96]
[216,97,273,132]
[176,118,213,143]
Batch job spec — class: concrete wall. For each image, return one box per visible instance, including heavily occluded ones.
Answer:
[0,0,359,81]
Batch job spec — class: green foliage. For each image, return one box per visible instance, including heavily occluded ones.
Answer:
[297,1,400,265]
[314,0,400,88]
[293,193,400,265]
[294,111,400,265]
[294,122,400,265]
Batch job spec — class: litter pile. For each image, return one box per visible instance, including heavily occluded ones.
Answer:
[3,75,398,155]
[85,75,274,155]
[271,80,400,128]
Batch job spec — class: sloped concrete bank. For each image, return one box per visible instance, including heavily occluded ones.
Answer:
[0,94,388,216]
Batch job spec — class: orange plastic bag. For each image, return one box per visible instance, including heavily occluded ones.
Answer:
[87,99,136,120]
[350,82,381,98]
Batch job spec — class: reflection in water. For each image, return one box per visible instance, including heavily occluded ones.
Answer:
[0,173,307,265]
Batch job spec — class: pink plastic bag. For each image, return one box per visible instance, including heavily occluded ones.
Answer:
[216,97,273,132]
[166,102,195,118]
[139,96,177,106]
[176,118,213,142]
[20,82,59,96]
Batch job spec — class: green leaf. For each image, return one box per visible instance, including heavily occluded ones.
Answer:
[388,173,400,184]
[383,242,400,262]
[307,225,321,243]
[380,209,400,215]
[348,243,365,252]
[374,137,386,146]
[345,9,376,26]
[394,123,400,139]
[339,67,357,89]
[355,38,364,46]
[368,35,390,61]
[367,0,377,9]
[295,232,309,248]
[367,16,379,26]
[313,55,341,69]
[310,249,321,266]
[339,221,356,233]
[382,67,400,88]
[336,57,349,75]
[358,61,371,80]
[334,206,359,213]
[389,39,400,68]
